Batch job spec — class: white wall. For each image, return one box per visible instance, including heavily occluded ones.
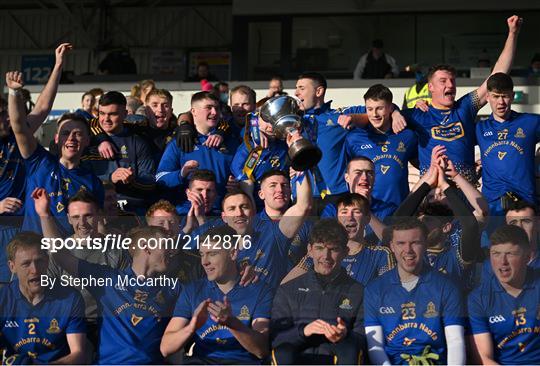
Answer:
[21,78,540,115]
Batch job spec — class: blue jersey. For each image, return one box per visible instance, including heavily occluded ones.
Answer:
[402,93,480,181]
[301,244,394,286]
[425,224,476,293]
[346,126,417,218]
[302,102,366,196]
[342,245,395,285]
[156,132,239,207]
[73,109,94,121]
[231,139,289,210]
[174,278,273,363]
[78,260,180,364]
[0,279,85,364]
[364,267,465,365]
[254,210,312,268]
[231,139,289,183]
[476,111,540,204]
[319,203,382,246]
[22,146,104,235]
[0,134,25,215]
[468,270,540,364]
[238,217,292,288]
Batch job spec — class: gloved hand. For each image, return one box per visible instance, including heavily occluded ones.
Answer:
[175,121,196,153]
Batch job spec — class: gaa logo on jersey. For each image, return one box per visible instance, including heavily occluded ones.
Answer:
[4,320,19,328]
[360,144,373,150]
[489,315,506,323]
[483,131,493,137]
[379,306,395,314]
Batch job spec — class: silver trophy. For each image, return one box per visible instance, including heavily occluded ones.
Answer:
[259,96,322,171]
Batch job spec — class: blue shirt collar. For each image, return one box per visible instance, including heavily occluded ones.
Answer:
[488,110,518,123]
[491,267,537,293]
[390,265,433,285]
[207,276,242,294]
[304,100,333,116]
[11,278,53,304]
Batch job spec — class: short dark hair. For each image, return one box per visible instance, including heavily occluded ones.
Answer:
[200,225,238,245]
[389,217,428,242]
[504,199,537,216]
[347,156,374,172]
[99,91,127,107]
[487,72,514,93]
[221,189,252,210]
[189,169,216,186]
[418,202,454,226]
[67,189,99,211]
[260,170,289,185]
[213,82,229,94]
[427,64,457,82]
[364,84,393,103]
[297,72,327,90]
[56,113,90,134]
[336,193,370,215]
[490,224,530,250]
[191,91,218,106]
[309,218,348,248]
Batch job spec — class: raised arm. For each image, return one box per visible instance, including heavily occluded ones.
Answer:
[27,43,73,133]
[279,169,312,239]
[32,188,79,276]
[445,159,489,227]
[7,71,37,158]
[476,15,523,106]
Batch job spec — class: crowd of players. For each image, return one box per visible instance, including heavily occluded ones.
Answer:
[0,14,539,365]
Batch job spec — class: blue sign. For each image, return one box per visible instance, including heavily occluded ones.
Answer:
[21,55,55,85]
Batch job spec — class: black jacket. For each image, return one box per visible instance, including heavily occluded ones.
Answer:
[270,268,365,354]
